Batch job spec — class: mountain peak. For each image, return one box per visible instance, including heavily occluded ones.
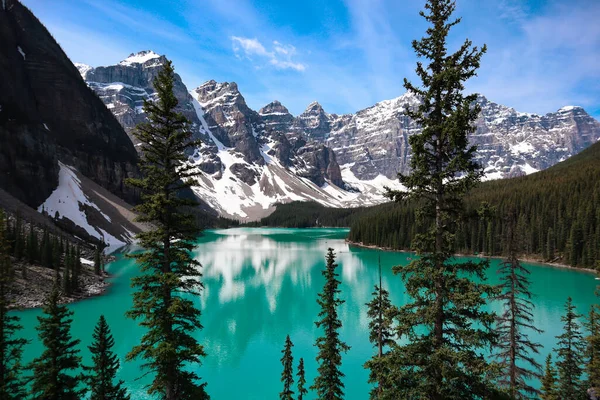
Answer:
[259,100,290,116]
[119,50,162,66]
[558,105,584,113]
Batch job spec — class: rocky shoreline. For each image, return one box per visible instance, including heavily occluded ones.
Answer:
[346,239,600,275]
[8,256,114,310]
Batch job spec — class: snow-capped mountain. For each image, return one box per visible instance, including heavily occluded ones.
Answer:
[77,51,600,220]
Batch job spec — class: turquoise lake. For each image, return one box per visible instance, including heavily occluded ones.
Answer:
[14,228,600,399]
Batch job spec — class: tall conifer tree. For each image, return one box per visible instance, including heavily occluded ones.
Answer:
[493,216,543,398]
[554,297,585,399]
[540,354,558,400]
[29,287,83,399]
[311,248,349,399]
[85,315,129,400]
[584,305,600,392]
[0,211,27,400]
[297,358,307,400]
[385,1,498,398]
[364,257,395,398]
[126,59,208,400]
[280,335,294,400]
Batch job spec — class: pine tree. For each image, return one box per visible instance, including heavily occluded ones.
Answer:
[0,210,28,399]
[364,257,395,398]
[125,59,208,400]
[384,1,498,398]
[540,354,558,400]
[297,358,307,400]
[493,216,543,398]
[85,315,129,400]
[584,305,600,391]
[94,246,101,276]
[311,248,349,399]
[12,212,23,261]
[554,297,585,399]
[27,224,38,264]
[29,286,83,399]
[280,335,294,400]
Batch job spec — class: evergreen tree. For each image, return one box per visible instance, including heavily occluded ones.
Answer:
[125,59,208,400]
[280,335,294,400]
[311,248,349,399]
[540,354,558,400]
[384,1,498,398]
[364,257,395,398]
[29,286,83,400]
[0,210,27,399]
[297,358,307,400]
[85,315,130,400]
[27,224,38,264]
[554,297,585,399]
[12,212,23,261]
[584,305,600,391]
[493,216,543,398]
[94,246,101,276]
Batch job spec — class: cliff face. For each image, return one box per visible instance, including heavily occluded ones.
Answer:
[0,0,139,207]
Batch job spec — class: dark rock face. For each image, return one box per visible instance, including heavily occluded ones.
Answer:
[296,143,343,187]
[0,0,139,207]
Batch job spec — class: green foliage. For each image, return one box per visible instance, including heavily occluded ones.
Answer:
[297,358,307,400]
[125,59,209,400]
[493,217,543,398]
[382,1,500,398]
[540,354,558,400]
[364,258,395,399]
[94,246,101,276]
[554,297,585,399]
[311,248,350,399]
[255,201,370,228]
[584,305,600,390]
[279,335,294,400]
[85,315,130,400]
[29,287,83,400]
[350,140,600,269]
[0,210,27,400]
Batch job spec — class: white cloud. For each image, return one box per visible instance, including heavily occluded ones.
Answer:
[231,36,306,72]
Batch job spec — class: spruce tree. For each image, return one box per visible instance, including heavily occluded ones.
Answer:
[311,248,349,399]
[554,297,585,399]
[493,216,543,398]
[540,354,558,400]
[584,305,600,392]
[0,210,27,400]
[297,358,307,400]
[125,59,208,400]
[27,224,38,264]
[280,335,294,400]
[85,315,129,400]
[29,286,83,399]
[364,257,395,398]
[384,1,498,398]
[94,245,101,276]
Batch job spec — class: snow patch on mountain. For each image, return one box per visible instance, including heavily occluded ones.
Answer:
[120,50,161,66]
[37,162,128,249]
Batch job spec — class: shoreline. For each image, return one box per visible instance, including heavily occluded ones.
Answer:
[346,239,599,275]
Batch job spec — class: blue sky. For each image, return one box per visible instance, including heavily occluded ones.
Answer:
[23,0,600,119]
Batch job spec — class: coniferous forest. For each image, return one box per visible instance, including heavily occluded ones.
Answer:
[0,0,599,399]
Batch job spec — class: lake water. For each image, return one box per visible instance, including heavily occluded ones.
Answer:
[14,228,599,399]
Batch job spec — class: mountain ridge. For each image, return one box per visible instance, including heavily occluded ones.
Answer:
[76,50,600,220]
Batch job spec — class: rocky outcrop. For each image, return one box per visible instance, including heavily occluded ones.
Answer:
[0,0,139,208]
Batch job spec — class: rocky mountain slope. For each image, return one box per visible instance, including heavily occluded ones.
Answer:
[77,50,600,220]
[0,0,142,246]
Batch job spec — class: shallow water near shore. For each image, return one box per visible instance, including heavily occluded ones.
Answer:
[14,228,599,399]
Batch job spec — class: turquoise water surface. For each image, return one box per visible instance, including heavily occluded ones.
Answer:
[14,228,599,399]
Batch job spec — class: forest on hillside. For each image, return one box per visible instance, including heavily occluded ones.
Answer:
[349,141,600,269]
